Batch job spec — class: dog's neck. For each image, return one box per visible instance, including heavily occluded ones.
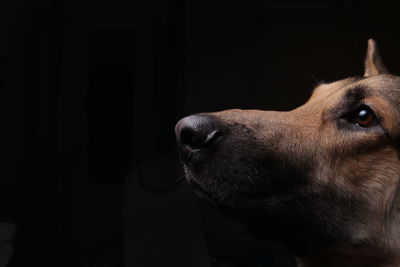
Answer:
[291,193,400,267]
[294,216,400,267]
[297,246,399,267]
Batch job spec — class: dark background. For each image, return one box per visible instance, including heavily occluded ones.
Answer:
[1,0,400,266]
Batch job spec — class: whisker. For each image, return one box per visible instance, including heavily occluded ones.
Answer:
[297,60,319,86]
[176,175,186,182]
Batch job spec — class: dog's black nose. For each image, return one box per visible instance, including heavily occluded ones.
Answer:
[175,115,222,151]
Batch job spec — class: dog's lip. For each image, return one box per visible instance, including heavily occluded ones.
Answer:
[178,149,205,164]
[188,179,215,199]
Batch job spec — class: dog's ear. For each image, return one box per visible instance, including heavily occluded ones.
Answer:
[364,39,388,77]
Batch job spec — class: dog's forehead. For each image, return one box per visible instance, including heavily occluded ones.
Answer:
[361,75,400,102]
[313,77,362,93]
[310,75,400,104]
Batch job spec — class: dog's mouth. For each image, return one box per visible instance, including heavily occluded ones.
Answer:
[183,161,280,209]
[187,179,215,200]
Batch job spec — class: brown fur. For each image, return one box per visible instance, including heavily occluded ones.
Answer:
[176,40,400,267]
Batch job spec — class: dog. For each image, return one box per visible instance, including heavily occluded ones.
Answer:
[175,39,400,267]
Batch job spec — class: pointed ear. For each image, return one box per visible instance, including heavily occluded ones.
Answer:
[364,39,389,77]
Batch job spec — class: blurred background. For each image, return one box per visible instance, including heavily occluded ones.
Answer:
[1,0,400,266]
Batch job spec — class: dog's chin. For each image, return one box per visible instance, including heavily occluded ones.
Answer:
[186,171,339,256]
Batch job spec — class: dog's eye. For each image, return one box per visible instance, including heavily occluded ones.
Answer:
[351,105,377,127]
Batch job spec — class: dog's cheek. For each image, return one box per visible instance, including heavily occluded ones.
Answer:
[307,163,398,246]
[320,141,400,210]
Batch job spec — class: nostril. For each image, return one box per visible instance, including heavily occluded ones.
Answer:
[180,128,198,147]
[180,128,222,150]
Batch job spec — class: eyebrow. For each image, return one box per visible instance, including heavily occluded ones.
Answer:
[329,86,372,117]
[343,85,371,103]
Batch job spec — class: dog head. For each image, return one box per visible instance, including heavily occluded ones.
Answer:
[175,40,400,256]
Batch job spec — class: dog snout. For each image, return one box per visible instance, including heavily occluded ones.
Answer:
[175,115,222,153]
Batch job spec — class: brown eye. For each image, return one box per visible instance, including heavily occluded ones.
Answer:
[353,106,376,127]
